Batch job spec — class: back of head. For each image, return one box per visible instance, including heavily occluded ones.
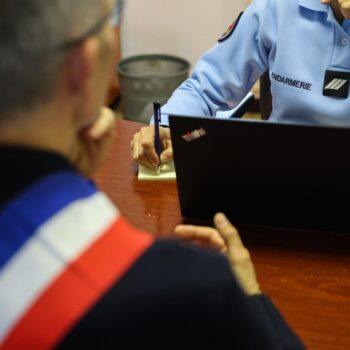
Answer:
[0,0,107,119]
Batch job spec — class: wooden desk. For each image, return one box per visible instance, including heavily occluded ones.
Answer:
[95,119,350,350]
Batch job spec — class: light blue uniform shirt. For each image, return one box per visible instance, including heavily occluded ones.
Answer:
[159,0,350,126]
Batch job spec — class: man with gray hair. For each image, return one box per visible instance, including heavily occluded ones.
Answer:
[0,1,304,349]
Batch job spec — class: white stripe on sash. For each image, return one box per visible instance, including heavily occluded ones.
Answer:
[0,192,119,343]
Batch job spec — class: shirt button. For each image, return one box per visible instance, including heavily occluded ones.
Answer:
[341,38,348,46]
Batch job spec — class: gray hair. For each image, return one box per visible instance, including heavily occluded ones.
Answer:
[0,0,110,118]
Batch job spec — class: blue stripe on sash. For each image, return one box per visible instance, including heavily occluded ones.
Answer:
[0,171,97,270]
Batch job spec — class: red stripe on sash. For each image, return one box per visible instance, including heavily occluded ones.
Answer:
[1,217,154,350]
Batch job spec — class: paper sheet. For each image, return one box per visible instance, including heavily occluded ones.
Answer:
[138,161,176,181]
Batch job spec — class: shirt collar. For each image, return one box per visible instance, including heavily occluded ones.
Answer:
[298,0,329,12]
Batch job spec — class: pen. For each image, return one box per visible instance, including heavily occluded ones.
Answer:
[153,101,161,175]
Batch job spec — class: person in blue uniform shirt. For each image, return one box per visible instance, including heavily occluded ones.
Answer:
[0,0,305,348]
[131,0,350,168]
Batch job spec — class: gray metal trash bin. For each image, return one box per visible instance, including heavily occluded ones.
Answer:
[117,54,190,123]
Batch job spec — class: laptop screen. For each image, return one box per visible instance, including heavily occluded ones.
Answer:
[170,115,350,232]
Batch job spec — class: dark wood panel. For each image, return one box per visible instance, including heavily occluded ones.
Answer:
[95,119,350,350]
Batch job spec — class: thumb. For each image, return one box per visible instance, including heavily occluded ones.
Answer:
[214,213,243,248]
[160,148,173,163]
[87,107,115,140]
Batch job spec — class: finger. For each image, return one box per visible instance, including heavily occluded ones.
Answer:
[140,126,155,145]
[141,142,159,166]
[140,126,158,164]
[88,107,115,140]
[160,148,173,163]
[320,0,331,3]
[140,125,171,164]
[174,225,226,251]
[132,144,140,162]
[136,151,154,167]
[160,131,173,162]
[188,239,227,253]
[136,145,158,168]
[131,133,156,167]
[159,126,171,137]
[131,134,141,161]
[160,128,171,148]
[214,213,244,248]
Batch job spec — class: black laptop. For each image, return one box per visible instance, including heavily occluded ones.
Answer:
[169,115,350,232]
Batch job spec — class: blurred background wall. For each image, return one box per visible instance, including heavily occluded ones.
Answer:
[111,0,259,120]
[120,0,248,69]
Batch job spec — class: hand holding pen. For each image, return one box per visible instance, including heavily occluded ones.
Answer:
[130,107,174,168]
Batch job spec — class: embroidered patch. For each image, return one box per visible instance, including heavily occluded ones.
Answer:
[323,70,350,99]
[218,12,243,43]
[271,72,312,91]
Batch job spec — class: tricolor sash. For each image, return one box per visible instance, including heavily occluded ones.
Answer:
[0,171,153,349]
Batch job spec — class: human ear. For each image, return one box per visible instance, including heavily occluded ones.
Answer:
[64,38,99,96]
[63,38,102,129]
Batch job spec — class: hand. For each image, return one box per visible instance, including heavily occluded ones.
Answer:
[74,107,116,177]
[130,125,173,168]
[175,213,261,296]
[321,0,350,19]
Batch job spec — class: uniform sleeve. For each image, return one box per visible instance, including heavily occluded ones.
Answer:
[159,0,271,125]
